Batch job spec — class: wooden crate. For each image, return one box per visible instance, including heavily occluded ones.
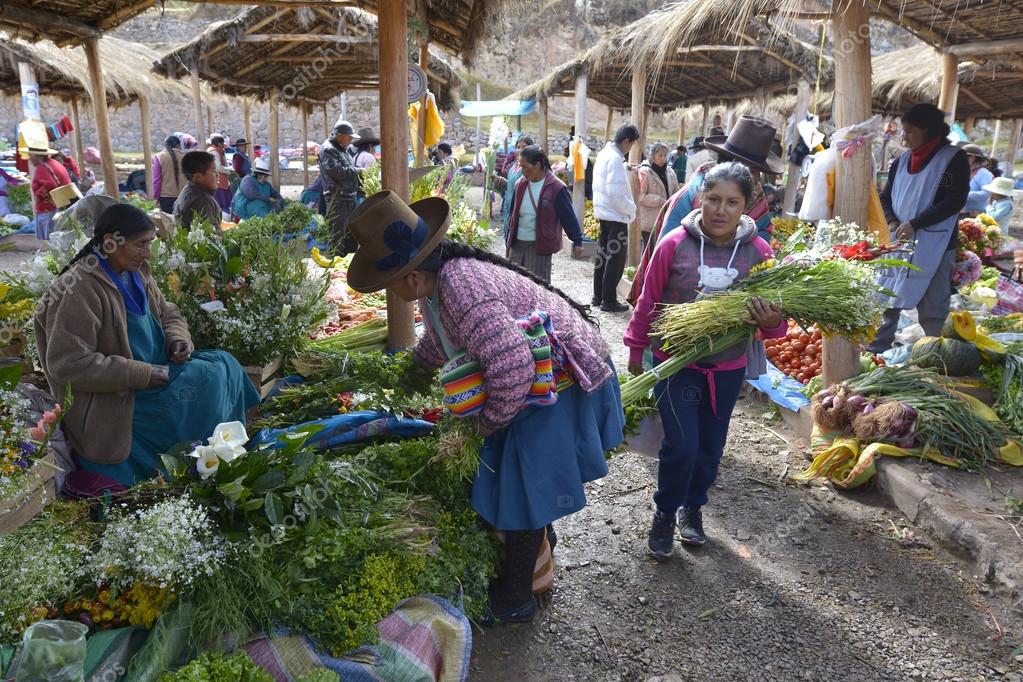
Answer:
[243,356,283,399]
[0,450,57,534]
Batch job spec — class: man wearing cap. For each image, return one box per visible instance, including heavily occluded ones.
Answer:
[232,137,252,178]
[963,143,994,216]
[319,120,362,254]
[28,144,72,241]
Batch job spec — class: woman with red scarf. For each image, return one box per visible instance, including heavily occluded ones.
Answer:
[868,103,970,353]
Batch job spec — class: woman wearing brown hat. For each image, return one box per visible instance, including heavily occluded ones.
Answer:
[869,103,970,353]
[346,191,625,625]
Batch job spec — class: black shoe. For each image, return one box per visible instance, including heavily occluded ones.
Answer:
[479,596,537,627]
[677,506,706,546]
[600,301,630,313]
[591,298,602,308]
[546,523,557,554]
[647,511,675,560]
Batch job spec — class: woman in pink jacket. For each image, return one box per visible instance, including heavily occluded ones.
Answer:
[636,143,679,250]
[625,162,786,561]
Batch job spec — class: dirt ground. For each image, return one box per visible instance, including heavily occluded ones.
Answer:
[468,203,1023,681]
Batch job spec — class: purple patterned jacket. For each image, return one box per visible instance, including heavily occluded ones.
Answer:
[414,257,612,431]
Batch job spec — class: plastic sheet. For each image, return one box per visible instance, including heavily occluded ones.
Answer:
[746,363,811,412]
[252,411,435,451]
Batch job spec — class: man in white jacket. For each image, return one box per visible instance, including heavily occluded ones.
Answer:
[592,124,640,312]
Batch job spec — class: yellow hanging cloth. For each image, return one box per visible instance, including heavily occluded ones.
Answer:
[408,92,445,148]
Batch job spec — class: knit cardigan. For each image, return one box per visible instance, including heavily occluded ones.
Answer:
[414,257,612,431]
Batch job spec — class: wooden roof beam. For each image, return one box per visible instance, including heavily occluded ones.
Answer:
[0,2,100,41]
[871,3,948,47]
[98,0,154,31]
[947,38,1023,58]
[958,86,994,111]
[237,33,375,43]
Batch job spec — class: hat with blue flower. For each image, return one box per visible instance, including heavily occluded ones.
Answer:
[345,190,450,293]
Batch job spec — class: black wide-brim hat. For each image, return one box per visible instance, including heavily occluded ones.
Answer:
[703,115,785,175]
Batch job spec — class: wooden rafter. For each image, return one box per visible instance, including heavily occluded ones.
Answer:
[0,2,100,41]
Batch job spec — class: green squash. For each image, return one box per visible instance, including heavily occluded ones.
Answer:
[941,310,978,342]
[911,336,982,376]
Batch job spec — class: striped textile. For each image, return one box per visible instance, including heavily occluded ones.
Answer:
[517,311,557,407]
[509,239,553,282]
[439,352,487,417]
[494,530,555,595]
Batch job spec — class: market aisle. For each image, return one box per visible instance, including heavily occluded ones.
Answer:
[470,242,1023,682]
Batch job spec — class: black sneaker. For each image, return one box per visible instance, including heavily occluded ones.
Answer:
[591,297,602,308]
[600,301,630,313]
[647,511,675,560]
[677,506,706,546]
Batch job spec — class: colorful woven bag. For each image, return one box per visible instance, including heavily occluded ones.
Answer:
[425,299,568,418]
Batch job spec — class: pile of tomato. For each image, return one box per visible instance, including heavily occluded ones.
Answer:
[764,322,823,384]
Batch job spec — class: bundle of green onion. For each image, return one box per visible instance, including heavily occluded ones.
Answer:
[620,259,887,406]
[293,317,388,376]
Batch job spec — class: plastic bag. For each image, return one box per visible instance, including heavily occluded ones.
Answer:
[15,620,87,682]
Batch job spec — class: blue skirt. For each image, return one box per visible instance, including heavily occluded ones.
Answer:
[471,361,625,531]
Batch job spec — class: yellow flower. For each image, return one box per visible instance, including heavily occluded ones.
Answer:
[0,283,9,302]
[749,258,776,274]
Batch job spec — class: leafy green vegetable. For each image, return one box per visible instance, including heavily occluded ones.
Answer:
[156,650,272,682]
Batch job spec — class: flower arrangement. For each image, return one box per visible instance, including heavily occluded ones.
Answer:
[0,387,63,499]
[958,216,1003,256]
[446,200,495,250]
[151,223,330,366]
[952,249,983,288]
[90,496,226,591]
[812,217,879,251]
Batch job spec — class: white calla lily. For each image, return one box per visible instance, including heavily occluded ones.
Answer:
[211,422,248,449]
[212,441,246,463]
[194,445,220,480]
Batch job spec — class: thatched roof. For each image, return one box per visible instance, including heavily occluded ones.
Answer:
[152,6,462,109]
[0,33,193,105]
[509,17,830,111]
[0,0,154,46]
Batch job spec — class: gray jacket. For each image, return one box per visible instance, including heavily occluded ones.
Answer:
[319,139,360,198]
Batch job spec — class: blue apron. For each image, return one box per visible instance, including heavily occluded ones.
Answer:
[79,268,260,486]
[877,144,960,310]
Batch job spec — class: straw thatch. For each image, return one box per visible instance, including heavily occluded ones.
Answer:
[509,17,830,111]
[0,0,153,45]
[0,33,194,105]
[152,6,462,109]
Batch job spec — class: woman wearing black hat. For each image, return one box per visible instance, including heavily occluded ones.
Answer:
[869,103,970,353]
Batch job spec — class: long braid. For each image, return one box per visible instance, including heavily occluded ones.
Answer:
[58,236,100,276]
[435,240,599,327]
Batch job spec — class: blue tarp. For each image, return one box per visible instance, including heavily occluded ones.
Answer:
[747,363,811,412]
[459,99,536,117]
[252,410,435,451]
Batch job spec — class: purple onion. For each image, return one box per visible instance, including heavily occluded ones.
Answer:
[848,395,868,410]
[822,396,834,409]
[862,403,876,415]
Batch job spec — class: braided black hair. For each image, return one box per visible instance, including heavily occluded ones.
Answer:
[519,145,551,171]
[420,239,598,327]
[59,204,156,276]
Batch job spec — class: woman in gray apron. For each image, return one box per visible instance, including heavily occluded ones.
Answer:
[868,104,970,353]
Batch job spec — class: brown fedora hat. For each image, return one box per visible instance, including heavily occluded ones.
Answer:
[357,127,381,145]
[346,190,450,293]
[703,115,784,175]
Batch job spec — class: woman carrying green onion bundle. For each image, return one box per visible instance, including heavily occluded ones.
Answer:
[624,162,786,560]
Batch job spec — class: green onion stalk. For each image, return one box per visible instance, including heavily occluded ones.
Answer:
[621,258,888,407]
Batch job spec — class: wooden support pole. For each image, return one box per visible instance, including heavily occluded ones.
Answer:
[83,38,118,199]
[572,70,588,227]
[992,118,1002,159]
[269,87,280,189]
[724,109,735,133]
[824,0,872,386]
[379,0,414,349]
[755,86,767,115]
[1007,119,1023,176]
[302,103,310,189]
[140,97,153,198]
[938,52,959,123]
[322,102,329,139]
[243,99,253,151]
[628,62,647,268]
[604,106,614,144]
[207,104,214,140]
[700,100,709,135]
[677,111,686,147]
[69,96,83,165]
[963,116,975,137]
[783,80,810,215]
[538,97,549,153]
[415,40,429,166]
[190,66,205,147]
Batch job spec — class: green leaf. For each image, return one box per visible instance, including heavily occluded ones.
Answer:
[264,493,285,526]
[160,453,188,480]
[217,473,250,503]
[223,255,244,279]
[241,496,265,512]
[252,470,286,492]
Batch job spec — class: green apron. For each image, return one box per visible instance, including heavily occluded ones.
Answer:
[79,299,259,487]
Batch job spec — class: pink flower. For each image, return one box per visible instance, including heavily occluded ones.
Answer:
[42,411,58,426]
[53,404,62,418]
[29,426,46,441]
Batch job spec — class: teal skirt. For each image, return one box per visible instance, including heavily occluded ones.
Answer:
[79,350,259,486]
[471,361,625,531]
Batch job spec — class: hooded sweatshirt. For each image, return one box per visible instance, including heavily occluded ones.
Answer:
[624,208,786,369]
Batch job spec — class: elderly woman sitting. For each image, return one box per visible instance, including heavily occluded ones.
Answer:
[34,204,259,486]
[232,157,284,220]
